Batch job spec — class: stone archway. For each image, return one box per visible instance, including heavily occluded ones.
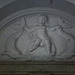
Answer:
[0,1,75,73]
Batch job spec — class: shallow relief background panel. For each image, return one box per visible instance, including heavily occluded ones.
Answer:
[0,8,75,61]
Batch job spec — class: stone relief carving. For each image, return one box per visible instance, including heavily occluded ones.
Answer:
[0,13,75,61]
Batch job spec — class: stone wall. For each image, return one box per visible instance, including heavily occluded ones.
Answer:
[0,62,75,75]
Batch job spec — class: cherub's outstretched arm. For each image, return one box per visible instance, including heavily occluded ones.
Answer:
[21,17,36,32]
[47,25,60,31]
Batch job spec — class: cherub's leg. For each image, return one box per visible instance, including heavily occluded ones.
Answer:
[44,39,53,56]
[44,39,56,56]
[28,38,41,52]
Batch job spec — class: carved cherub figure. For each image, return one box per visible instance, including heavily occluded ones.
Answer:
[22,14,56,56]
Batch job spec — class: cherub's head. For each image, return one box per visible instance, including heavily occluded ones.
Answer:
[37,14,48,24]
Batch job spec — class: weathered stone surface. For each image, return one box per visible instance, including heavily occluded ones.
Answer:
[0,8,75,61]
